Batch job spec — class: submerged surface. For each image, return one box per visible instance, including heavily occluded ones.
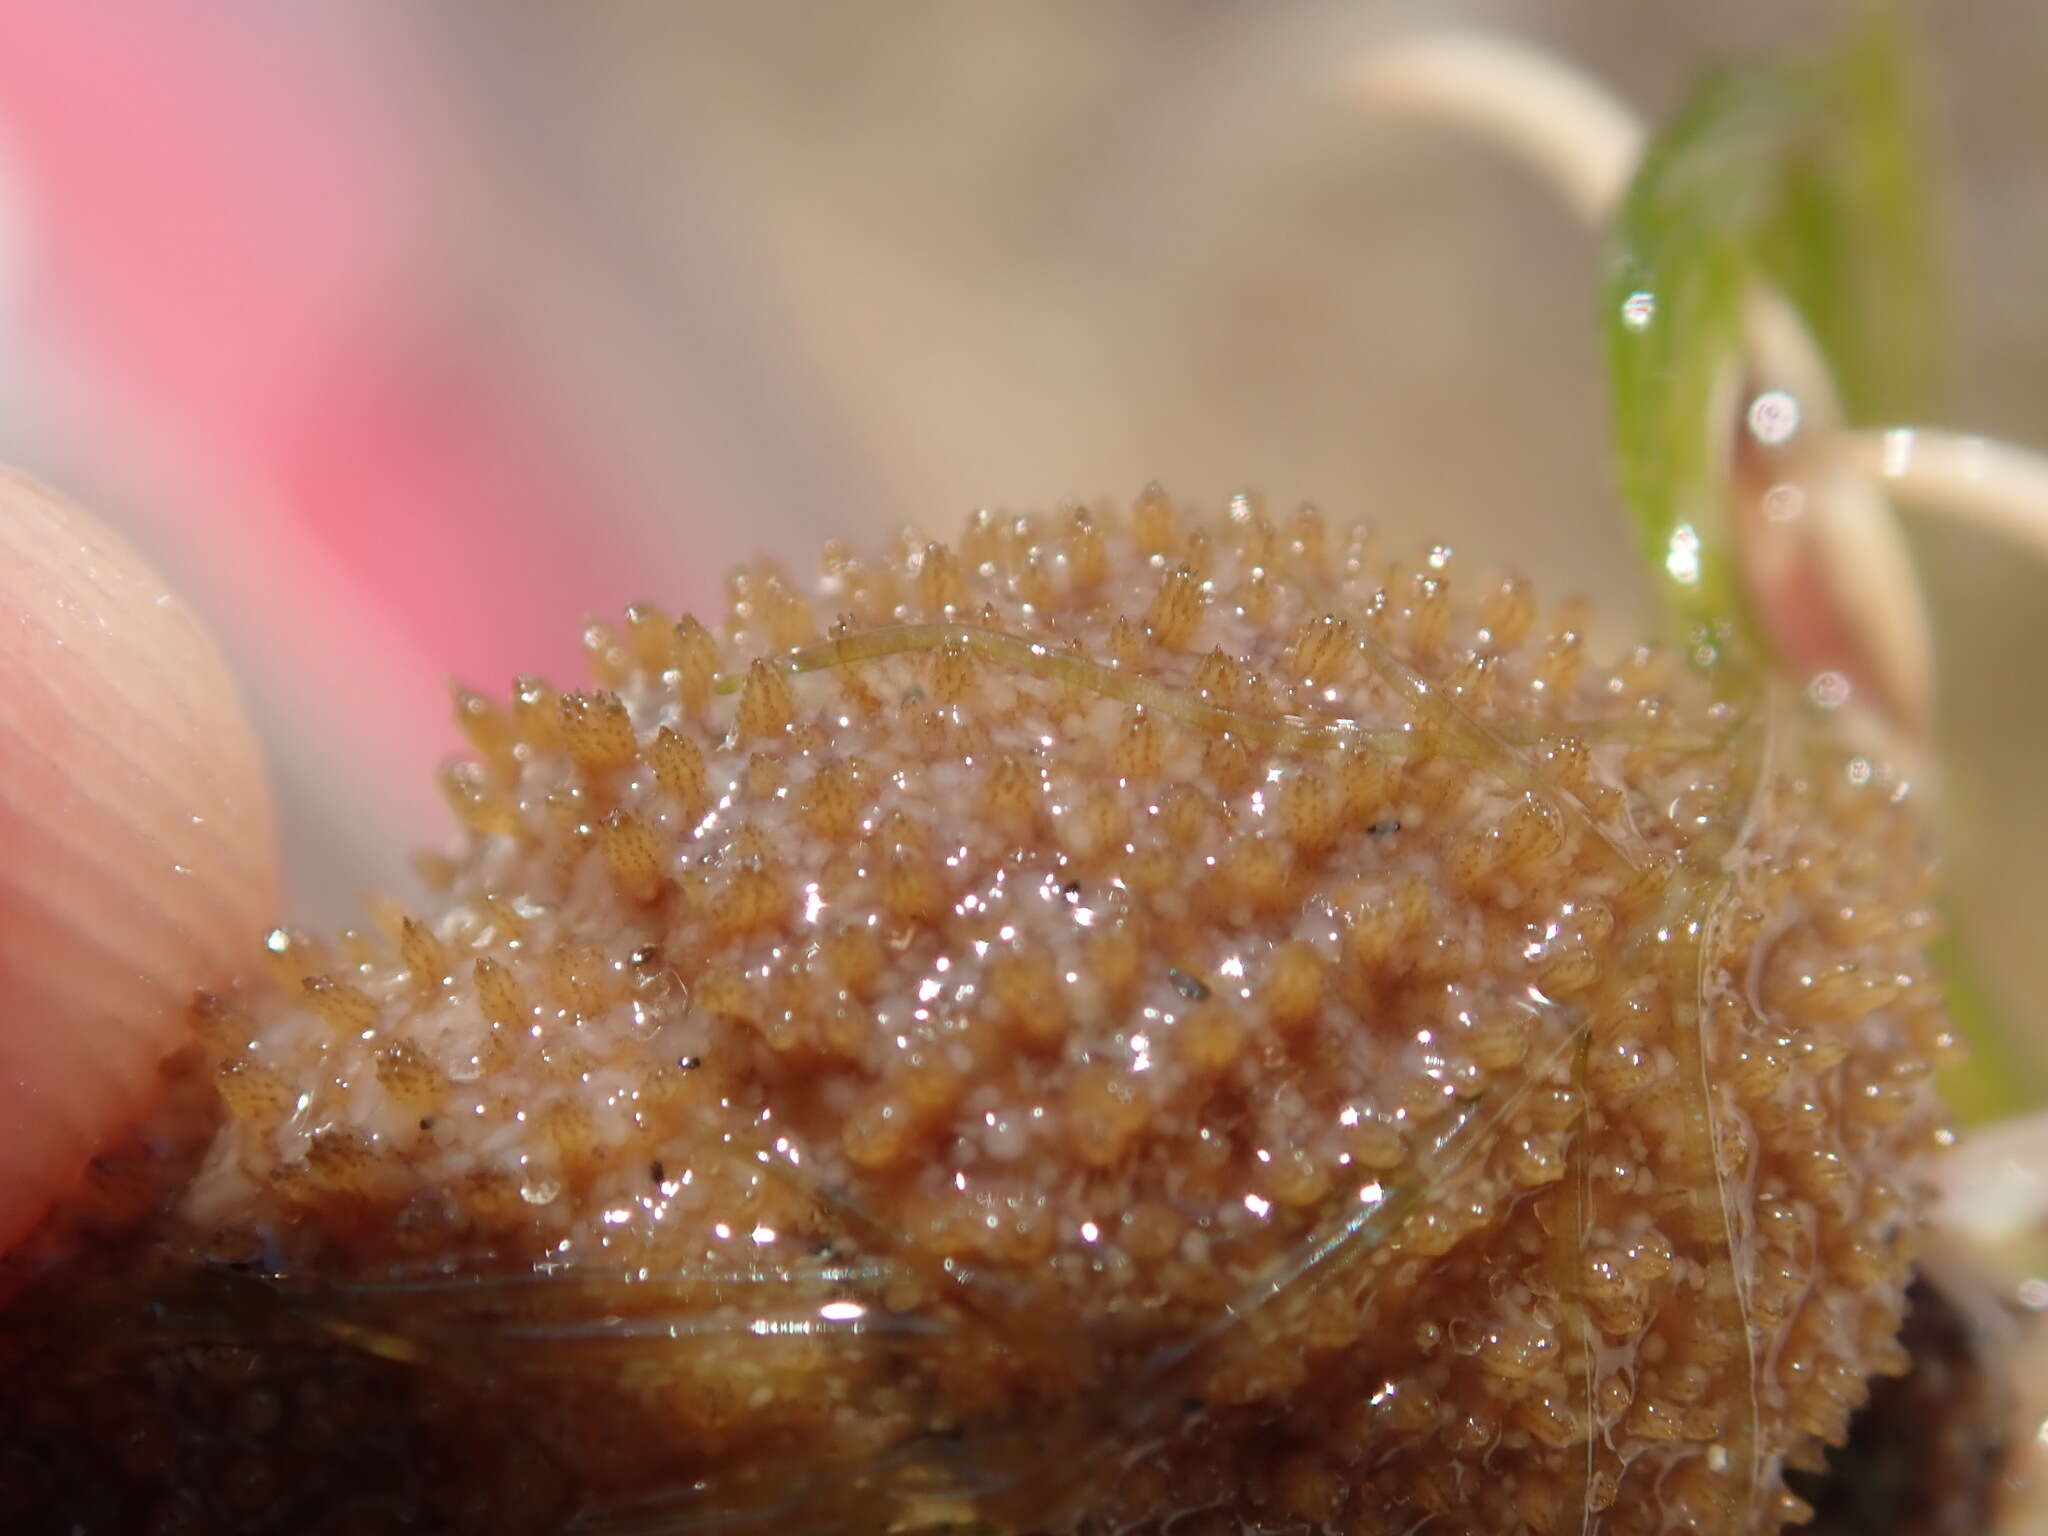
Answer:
[1,494,1950,1533]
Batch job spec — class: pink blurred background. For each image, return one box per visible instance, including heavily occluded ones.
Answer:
[0,4,2042,1057]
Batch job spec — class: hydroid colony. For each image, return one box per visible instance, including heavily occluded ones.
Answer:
[4,490,1948,1533]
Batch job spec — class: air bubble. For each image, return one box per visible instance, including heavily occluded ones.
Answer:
[1809,670,1853,710]
[146,493,1949,1531]
[1745,388,1801,446]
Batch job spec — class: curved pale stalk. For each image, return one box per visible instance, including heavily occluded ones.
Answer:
[1352,33,1643,224]
[1838,427,2048,564]
[1936,1105,2048,1261]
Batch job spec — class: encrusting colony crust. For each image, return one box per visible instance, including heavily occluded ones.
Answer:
[1,492,1951,1533]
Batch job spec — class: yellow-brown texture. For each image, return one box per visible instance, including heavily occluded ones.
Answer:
[19,493,1953,1533]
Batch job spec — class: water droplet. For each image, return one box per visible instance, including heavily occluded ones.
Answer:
[1620,290,1656,332]
[1762,483,1805,523]
[630,951,690,1037]
[1745,389,1801,447]
[1808,671,1852,711]
[1663,524,1701,586]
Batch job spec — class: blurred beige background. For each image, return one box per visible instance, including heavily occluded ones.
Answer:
[4,4,2046,1071]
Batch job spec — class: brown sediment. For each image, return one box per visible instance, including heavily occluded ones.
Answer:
[0,492,1953,1532]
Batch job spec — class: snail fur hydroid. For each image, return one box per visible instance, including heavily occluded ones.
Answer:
[2,489,1949,1535]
